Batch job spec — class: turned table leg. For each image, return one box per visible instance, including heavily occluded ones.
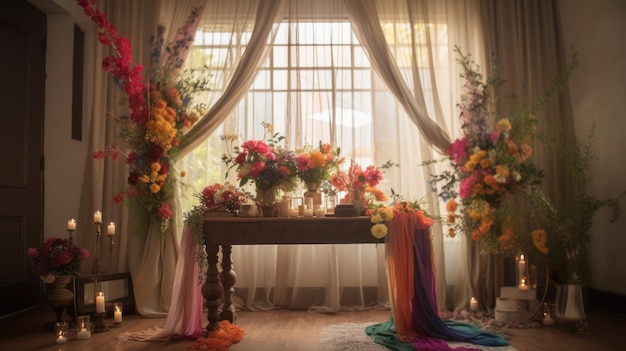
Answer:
[219,244,237,323]
[202,244,223,333]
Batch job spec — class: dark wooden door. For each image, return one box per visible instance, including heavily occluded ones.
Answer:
[0,0,46,316]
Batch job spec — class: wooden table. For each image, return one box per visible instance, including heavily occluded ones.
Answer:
[202,216,383,332]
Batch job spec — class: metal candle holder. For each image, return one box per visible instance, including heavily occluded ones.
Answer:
[91,220,114,333]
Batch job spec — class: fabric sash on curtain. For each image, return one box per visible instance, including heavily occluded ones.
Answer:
[365,212,508,350]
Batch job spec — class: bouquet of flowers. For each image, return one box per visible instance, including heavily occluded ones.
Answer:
[433,47,543,253]
[79,0,207,232]
[221,122,299,194]
[331,159,394,209]
[27,237,90,281]
[200,182,249,215]
[295,142,344,184]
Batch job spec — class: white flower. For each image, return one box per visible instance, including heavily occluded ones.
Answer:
[511,171,521,182]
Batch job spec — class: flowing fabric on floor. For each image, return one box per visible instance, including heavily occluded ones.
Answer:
[119,227,204,342]
[365,213,507,350]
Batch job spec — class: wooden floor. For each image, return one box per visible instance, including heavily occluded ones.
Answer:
[0,304,624,350]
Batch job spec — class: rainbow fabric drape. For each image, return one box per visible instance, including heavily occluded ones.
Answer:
[365,211,508,350]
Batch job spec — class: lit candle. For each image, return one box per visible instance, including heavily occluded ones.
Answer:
[56,331,67,344]
[542,312,555,326]
[315,208,326,218]
[519,278,530,291]
[107,222,116,236]
[77,327,91,339]
[67,218,76,231]
[303,209,314,217]
[518,254,527,285]
[95,292,105,313]
[289,209,300,217]
[114,305,122,324]
[94,210,102,223]
[470,297,479,312]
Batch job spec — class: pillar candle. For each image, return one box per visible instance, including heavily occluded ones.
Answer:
[470,297,479,311]
[95,292,105,313]
[114,305,122,324]
[67,218,76,230]
[94,210,102,223]
[107,222,115,236]
[518,254,526,285]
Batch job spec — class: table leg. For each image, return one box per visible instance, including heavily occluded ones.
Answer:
[202,244,223,333]
[219,244,237,323]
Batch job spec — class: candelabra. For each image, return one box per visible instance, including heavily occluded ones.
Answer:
[90,211,115,333]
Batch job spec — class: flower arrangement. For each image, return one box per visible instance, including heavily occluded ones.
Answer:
[432,47,547,253]
[331,160,395,209]
[27,237,90,281]
[368,199,434,239]
[79,0,207,232]
[200,182,249,215]
[295,142,344,184]
[221,122,299,195]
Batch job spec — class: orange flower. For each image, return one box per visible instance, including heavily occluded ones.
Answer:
[445,199,458,212]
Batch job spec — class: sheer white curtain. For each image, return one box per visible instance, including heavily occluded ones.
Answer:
[178,0,487,312]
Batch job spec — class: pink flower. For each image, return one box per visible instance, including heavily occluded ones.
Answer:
[488,131,500,144]
[459,175,475,199]
[296,154,309,171]
[250,161,266,177]
[242,140,270,155]
[447,137,468,165]
[156,203,172,219]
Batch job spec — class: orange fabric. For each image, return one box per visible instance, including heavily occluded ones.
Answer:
[385,211,417,340]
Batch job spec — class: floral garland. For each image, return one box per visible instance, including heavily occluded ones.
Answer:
[367,199,434,239]
[432,47,545,254]
[79,0,207,232]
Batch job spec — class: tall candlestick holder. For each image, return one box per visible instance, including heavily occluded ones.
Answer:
[90,219,115,333]
[67,229,75,244]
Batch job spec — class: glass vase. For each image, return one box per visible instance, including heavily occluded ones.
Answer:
[304,182,322,209]
[256,186,279,217]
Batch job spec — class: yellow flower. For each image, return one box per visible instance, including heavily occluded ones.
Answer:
[371,213,383,224]
[446,199,458,212]
[532,229,549,254]
[370,223,388,239]
[151,162,161,172]
[496,118,512,133]
[378,207,394,221]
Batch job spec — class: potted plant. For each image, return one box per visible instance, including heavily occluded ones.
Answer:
[529,123,625,331]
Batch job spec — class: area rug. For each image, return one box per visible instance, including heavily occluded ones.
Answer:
[318,322,517,351]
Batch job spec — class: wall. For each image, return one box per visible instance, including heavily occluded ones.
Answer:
[29,0,96,238]
[558,0,626,295]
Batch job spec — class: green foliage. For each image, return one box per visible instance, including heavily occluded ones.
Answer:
[530,122,626,259]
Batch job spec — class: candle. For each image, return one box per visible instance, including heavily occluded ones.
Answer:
[303,209,314,217]
[107,222,116,236]
[470,297,479,312]
[518,254,527,285]
[542,312,555,326]
[114,305,122,324]
[289,209,300,217]
[77,327,91,339]
[95,292,105,313]
[56,333,67,344]
[315,208,326,218]
[67,218,76,230]
[519,278,530,291]
[94,210,102,223]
